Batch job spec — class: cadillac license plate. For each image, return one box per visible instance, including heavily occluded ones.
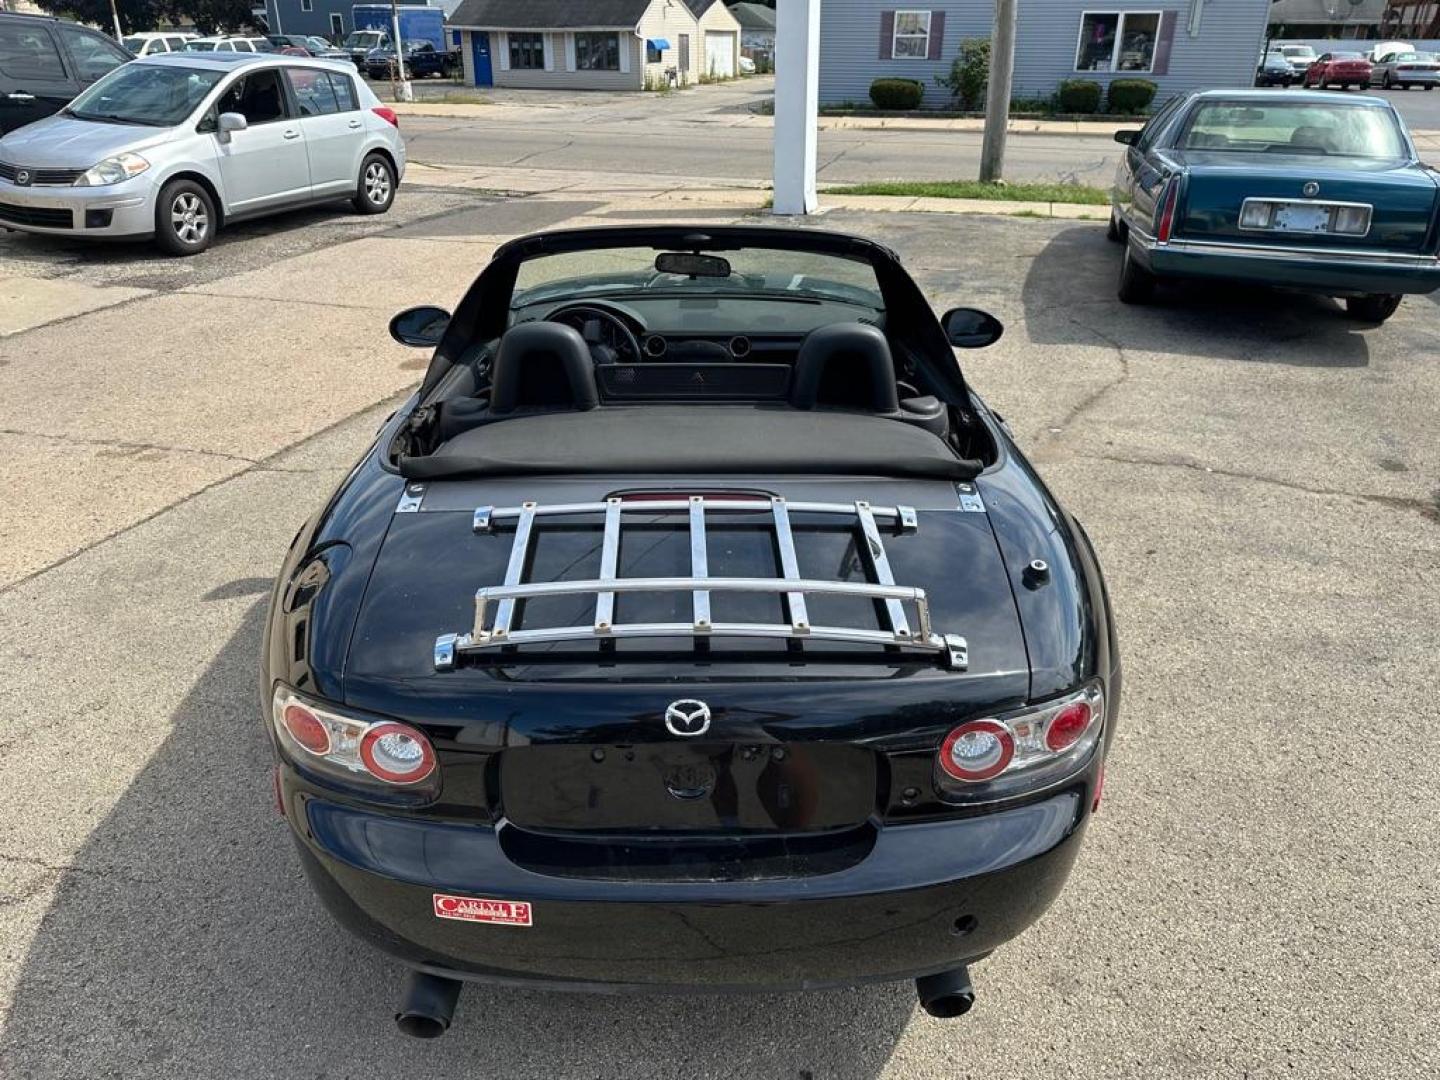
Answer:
[1273,204,1330,233]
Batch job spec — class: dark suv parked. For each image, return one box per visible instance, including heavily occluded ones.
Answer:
[0,13,132,135]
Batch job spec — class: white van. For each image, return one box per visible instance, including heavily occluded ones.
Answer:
[1370,40,1413,63]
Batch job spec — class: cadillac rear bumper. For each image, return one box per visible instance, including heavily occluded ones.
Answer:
[284,766,1094,991]
[1134,234,1440,295]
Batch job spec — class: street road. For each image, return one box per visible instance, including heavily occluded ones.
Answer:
[395,76,1440,188]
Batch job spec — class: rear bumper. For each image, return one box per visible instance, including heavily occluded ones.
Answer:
[283,764,1095,991]
[1133,233,1440,296]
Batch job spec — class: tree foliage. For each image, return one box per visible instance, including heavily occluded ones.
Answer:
[935,38,989,110]
[35,0,258,36]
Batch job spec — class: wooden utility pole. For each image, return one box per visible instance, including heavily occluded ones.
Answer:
[979,0,1018,183]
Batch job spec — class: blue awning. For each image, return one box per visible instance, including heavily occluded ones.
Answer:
[647,38,671,50]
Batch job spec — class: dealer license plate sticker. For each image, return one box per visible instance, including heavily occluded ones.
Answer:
[1273,204,1330,233]
[432,894,533,926]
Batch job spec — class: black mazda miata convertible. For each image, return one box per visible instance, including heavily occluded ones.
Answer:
[262,225,1120,1036]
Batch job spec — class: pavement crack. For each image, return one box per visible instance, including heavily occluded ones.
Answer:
[0,427,260,465]
[1034,312,1131,442]
[1076,450,1440,523]
[505,137,574,166]
[0,388,413,600]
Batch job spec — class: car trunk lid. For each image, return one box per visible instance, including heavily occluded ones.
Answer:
[1169,151,1440,252]
[342,477,1030,833]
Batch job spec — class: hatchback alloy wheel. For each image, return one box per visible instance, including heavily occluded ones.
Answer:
[365,161,391,206]
[171,192,208,246]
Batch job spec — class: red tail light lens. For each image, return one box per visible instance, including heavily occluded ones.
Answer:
[1044,700,1093,752]
[1156,180,1179,244]
[271,687,438,793]
[939,720,1015,782]
[360,722,436,784]
[935,683,1105,797]
[372,106,399,128]
[282,702,331,755]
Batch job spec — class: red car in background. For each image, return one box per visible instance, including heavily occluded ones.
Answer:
[1303,52,1374,90]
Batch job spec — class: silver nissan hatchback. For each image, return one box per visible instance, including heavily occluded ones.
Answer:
[0,53,406,255]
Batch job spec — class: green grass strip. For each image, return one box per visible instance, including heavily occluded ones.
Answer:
[826,180,1110,205]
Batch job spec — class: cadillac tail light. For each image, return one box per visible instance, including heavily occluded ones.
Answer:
[935,683,1105,801]
[1155,180,1180,245]
[271,686,437,788]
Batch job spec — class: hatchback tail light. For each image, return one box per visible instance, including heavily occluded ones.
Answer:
[372,106,399,128]
[935,683,1105,802]
[271,686,437,790]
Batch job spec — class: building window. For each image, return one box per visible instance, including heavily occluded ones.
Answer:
[330,13,344,37]
[1075,11,1161,73]
[575,32,620,71]
[509,31,544,70]
[646,40,662,64]
[300,0,312,11]
[892,10,931,60]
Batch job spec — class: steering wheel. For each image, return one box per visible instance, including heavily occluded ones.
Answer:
[545,305,642,366]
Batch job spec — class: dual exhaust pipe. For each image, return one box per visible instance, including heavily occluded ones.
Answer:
[395,964,976,1038]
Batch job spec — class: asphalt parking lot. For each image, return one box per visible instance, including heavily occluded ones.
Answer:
[0,192,1437,1079]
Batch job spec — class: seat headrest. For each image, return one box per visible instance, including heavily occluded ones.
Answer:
[489,322,599,415]
[790,322,900,414]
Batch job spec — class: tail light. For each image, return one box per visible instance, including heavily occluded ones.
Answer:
[271,686,437,790]
[1155,179,1180,245]
[935,683,1105,802]
[372,106,399,128]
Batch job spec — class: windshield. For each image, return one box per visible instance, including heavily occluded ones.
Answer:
[1385,52,1421,62]
[1282,46,1315,59]
[345,32,384,47]
[1182,102,1406,158]
[307,37,333,50]
[511,248,885,310]
[186,41,216,52]
[121,37,147,52]
[66,64,225,126]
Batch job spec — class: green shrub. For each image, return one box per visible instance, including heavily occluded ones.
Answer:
[1107,78,1157,114]
[869,78,925,110]
[1056,79,1102,113]
[1009,95,1056,115]
[935,38,990,109]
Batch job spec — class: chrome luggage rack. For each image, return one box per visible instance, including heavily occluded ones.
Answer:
[434,496,967,671]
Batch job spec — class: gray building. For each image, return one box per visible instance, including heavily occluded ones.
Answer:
[818,1,1273,107]
[729,2,776,61]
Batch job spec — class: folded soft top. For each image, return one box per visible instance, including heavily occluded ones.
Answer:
[399,405,981,481]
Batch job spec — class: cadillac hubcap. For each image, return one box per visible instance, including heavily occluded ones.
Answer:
[171,193,208,244]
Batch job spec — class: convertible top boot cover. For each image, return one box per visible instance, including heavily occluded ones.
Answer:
[400,406,982,481]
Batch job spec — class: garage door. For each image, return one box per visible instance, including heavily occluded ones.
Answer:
[704,32,735,78]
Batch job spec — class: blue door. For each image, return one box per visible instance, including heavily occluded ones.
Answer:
[471,32,493,87]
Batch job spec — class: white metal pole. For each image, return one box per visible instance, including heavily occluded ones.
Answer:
[108,0,123,42]
[270,0,284,36]
[979,0,1017,183]
[390,0,414,101]
[772,0,820,215]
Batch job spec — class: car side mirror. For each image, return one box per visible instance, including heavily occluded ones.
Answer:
[390,306,450,347]
[1113,129,1139,146]
[217,111,247,143]
[942,307,1004,349]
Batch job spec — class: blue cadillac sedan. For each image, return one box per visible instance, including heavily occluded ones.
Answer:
[1109,89,1440,323]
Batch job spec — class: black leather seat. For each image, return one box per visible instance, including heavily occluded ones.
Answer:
[790,323,900,414]
[489,322,599,415]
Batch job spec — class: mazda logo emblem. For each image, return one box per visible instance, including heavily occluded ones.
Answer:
[1302,181,1320,198]
[663,699,711,737]
[14,169,30,186]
